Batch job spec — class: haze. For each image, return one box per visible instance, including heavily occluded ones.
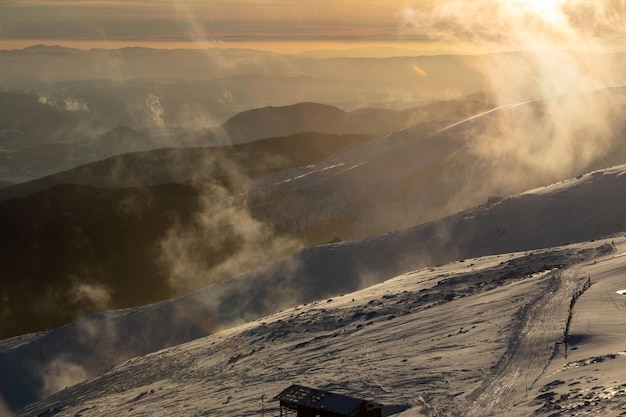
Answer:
[1,1,626,416]
[2,0,623,52]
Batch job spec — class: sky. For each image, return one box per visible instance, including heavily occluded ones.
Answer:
[0,0,624,52]
[0,0,431,51]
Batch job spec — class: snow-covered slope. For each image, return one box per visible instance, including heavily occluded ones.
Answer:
[2,164,626,414]
[9,236,626,417]
[248,86,626,244]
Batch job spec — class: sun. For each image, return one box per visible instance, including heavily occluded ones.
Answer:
[509,0,569,24]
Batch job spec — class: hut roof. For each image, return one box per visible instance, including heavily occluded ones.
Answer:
[274,384,368,417]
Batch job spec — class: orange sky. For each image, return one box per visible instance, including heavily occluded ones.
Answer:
[0,1,427,42]
[0,0,623,52]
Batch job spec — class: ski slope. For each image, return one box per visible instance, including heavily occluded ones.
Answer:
[9,236,626,417]
[2,164,626,415]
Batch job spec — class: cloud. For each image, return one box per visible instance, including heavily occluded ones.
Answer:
[64,97,89,112]
[39,356,88,399]
[145,94,165,130]
[396,0,626,229]
[37,92,90,112]
[401,0,625,47]
[158,179,304,294]
[70,281,113,311]
[0,0,426,42]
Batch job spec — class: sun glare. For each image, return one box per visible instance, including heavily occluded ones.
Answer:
[510,0,568,24]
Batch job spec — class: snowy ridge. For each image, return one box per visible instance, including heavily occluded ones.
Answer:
[2,164,626,414]
[247,86,626,243]
[11,237,626,417]
[522,165,626,196]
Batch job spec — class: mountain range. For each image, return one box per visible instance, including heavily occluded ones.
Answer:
[1,45,626,416]
[1,87,624,342]
[2,163,625,415]
[0,95,490,184]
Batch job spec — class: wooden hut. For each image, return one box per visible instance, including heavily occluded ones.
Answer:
[274,384,383,417]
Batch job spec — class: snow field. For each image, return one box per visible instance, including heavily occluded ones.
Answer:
[15,238,624,417]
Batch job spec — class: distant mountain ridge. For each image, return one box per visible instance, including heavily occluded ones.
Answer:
[0,132,375,339]
[3,40,626,417]
[0,131,374,201]
[219,100,491,144]
[0,87,624,341]
[0,94,491,184]
[247,87,626,245]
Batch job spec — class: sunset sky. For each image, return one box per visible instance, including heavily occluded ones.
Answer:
[0,0,624,52]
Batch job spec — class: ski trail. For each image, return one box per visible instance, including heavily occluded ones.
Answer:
[464,269,581,416]
[436,99,539,134]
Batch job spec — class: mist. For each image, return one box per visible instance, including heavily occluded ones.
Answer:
[158,178,304,294]
[2,2,626,413]
[398,0,626,200]
[39,356,88,399]
[1,1,623,336]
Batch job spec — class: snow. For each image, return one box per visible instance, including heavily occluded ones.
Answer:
[277,163,355,184]
[1,141,626,417]
[2,163,626,416]
[435,99,539,134]
[521,166,626,196]
[7,236,626,417]
[245,87,626,248]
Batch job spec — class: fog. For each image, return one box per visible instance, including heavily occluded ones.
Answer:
[1,2,625,413]
[1,1,624,334]
[399,0,626,196]
[158,178,304,294]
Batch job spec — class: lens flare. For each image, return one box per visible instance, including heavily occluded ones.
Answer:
[412,64,429,77]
